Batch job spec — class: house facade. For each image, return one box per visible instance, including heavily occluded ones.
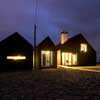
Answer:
[0,31,96,70]
[33,36,57,69]
[34,32,96,69]
[56,32,96,66]
[0,32,33,70]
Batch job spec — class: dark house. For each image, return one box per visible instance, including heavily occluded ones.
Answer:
[56,32,96,66]
[0,32,33,70]
[34,36,56,69]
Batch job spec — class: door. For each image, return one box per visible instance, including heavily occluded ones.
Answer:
[41,51,53,67]
[43,54,46,66]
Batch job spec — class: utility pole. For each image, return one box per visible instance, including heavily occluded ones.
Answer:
[34,24,37,70]
[33,0,38,70]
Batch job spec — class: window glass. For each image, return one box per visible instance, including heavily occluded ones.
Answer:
[81,44,87,52]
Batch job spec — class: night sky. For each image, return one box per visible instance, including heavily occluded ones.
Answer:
[0,0,100,60]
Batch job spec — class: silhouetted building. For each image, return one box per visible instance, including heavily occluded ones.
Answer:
[0,32,33,70]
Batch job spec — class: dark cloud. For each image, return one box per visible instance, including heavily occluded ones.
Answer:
[0,0,100,58]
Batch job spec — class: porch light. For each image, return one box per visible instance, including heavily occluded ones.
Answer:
[7,55,26,60]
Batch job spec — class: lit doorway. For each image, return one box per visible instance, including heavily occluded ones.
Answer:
[62,52,77,66]
[41,51,53,67]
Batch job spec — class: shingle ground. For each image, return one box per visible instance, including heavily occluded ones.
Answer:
[0,67,100,100]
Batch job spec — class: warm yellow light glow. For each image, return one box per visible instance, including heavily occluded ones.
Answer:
[58,65,100,73]
[81,43,87,52]
[41,51,50,55]
[57,65,72,69]
[62,52,77,66]
[69,53,72,65]
[72,54,77,65]
[41,50,53,66]
[57,50,61,65]
[7,56,26,60]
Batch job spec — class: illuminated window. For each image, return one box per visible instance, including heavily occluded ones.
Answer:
[7,55,26,60]
[62,52,77,66]
[41,51,53,67]
[80,44,87,52]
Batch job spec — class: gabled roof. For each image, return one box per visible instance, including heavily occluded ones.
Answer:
[62,33,85,46]
[36,36,55,50]
[0,32,33,48]
[56,33,96,52]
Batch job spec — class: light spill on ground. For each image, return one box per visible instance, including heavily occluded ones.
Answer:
[58,65,100,72]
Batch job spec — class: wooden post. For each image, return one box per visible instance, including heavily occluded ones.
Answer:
[33,0,38,70]
[34,24,37,70]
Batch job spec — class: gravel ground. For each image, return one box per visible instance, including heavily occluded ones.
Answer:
[0,68,100,100]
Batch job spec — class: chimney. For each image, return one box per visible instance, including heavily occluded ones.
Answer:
[61,32,69,44]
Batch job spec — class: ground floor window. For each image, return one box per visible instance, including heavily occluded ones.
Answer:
[7,55,26,61]
[41,51,53,67]
[57,50,61,65]
[62,52,77,66]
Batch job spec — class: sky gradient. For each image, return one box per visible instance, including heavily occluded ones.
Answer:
[0,0,100,60]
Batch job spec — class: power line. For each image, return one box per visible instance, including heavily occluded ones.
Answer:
[34,0,38,24]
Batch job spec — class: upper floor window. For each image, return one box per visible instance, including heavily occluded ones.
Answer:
[80,43,87,52]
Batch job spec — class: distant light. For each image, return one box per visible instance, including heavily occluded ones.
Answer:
[7,56,26,60]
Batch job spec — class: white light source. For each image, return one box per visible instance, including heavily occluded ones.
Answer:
[81,44,87,52]
[7,55,26,60]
